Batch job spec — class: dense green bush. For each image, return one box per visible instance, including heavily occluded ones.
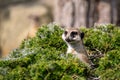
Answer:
[0,24,120,80]
[81,24,120,80]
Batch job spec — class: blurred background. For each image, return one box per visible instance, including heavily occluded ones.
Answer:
[0,0,120,57]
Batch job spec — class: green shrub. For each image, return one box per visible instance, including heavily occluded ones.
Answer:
[0,24,120,80]
[95,50,120,80]
[81,24,120,80]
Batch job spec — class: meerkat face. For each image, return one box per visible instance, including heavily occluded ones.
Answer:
[62,28,84,44]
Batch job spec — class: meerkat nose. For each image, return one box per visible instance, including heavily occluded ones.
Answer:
[65,37,71,42]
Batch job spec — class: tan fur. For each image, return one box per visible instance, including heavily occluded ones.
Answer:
[27,26,39,38]
[62,28,93,67]
[27,15,40,38]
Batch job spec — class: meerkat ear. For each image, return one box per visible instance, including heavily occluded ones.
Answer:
[80,32,84,39]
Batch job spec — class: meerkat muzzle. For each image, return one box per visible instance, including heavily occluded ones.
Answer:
[65,38,71,42]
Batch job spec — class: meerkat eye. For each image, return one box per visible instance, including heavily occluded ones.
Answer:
[64,31,68,36]
[71,31,78,35]
[71,31,78,38]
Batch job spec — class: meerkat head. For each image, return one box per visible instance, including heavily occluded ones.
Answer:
[62,28,84,44]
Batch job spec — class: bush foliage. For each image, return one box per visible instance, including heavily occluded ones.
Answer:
[0,24,120,80]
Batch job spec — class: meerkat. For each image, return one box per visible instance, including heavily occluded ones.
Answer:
[27,14,41,38]
[62,27,93,67]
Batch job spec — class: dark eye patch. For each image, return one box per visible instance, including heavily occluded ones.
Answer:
[64,31,68,36]
[71,31,78,35]
[70,31,78,38]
